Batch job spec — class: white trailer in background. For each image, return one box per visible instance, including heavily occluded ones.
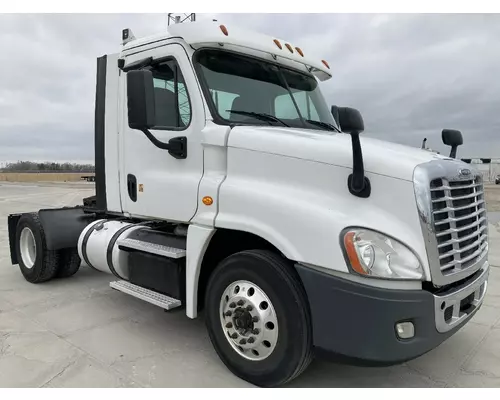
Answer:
[7,17,490,387]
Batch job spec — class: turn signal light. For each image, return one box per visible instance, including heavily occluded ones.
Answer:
[220,25,228,36]
[343,232,366,275]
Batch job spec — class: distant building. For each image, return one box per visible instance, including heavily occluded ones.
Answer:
[460,158,500,182]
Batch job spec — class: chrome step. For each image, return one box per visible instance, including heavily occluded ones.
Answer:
[117,238,186,259]
[110,280,181,310]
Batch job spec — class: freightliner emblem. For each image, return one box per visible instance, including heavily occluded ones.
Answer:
[459,168,471,177]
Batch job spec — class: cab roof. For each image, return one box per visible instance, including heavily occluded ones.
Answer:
[121,20,332,82]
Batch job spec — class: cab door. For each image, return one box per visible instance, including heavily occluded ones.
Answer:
[119,43,205,222]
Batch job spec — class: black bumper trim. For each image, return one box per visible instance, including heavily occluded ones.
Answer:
[295,264,471,366]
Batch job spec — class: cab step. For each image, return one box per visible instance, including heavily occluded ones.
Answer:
[117,238,186,259]
[110,280,182,310]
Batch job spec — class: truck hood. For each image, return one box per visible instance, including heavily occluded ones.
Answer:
[228,126,451,181]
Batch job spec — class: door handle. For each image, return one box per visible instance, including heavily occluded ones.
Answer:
[127,174,137,202]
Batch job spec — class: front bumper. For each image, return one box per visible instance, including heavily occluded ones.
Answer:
[296,262,489,366]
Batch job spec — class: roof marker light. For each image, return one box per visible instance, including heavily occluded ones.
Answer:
[273,39,282,49]
[321,59,330,69]
[220,25,228,36]
[285,43,294,53]
[295,47,304,57]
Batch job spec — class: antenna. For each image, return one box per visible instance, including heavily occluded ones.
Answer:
[167,13,196,26]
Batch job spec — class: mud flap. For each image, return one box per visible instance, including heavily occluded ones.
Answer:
[8,214,22,264]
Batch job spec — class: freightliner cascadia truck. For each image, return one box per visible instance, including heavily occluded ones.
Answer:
[6,18,489,387]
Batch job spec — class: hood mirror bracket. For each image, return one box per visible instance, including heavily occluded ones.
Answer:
[332,106,371,198]
[347,130,371,198]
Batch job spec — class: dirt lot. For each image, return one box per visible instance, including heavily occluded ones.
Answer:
[0,172,94,183]
[485,184,500,212]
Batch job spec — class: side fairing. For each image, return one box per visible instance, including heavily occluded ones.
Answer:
[94,52,121,213]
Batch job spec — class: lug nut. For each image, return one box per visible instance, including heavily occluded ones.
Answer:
[237,300,245,306]
[246,305,253,311]
[224,311,232,317]
[231,333,238,339]
[247,337,255,344]
[252,328,260,335]
[225,322,233,328]
[252,316,259,323]
[239,339,247,345]
[229,302,236,308]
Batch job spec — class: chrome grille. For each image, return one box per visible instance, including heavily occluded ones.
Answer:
[429,175,488,275]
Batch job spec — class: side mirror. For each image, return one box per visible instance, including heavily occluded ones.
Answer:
[332,105,370,198]
[330,105,340,127]
[125,69,187,159]
[336,107,364,134]
[127,70,156,130]
[441,129,463,159]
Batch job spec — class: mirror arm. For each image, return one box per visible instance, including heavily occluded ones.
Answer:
[449,145,458,159]
[140,129,187,159]
[141,128,170,150]
[347,131,371,198]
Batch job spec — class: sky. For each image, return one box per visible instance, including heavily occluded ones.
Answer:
[0,13,499,163]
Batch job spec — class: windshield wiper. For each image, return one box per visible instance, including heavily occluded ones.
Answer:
[305,119,341,133]
[227,110,290,127]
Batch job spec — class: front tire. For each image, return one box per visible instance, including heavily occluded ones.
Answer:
[204,250,313,387]
[15,213,60,283]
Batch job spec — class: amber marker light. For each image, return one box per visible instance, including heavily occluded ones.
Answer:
[202,196,214,206]
[343,231,367,275]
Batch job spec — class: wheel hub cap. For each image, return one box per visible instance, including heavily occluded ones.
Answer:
[220,280,278,361]
[20,227,36,269]
[233,309,253,331]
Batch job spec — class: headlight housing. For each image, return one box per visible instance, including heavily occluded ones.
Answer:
[342,229,424,280]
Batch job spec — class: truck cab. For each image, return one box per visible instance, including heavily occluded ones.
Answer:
[7,19,489,387]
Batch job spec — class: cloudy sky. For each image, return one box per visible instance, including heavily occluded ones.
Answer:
[0,13,499,163]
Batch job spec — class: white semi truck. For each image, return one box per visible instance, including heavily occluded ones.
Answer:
[7,19,490,387]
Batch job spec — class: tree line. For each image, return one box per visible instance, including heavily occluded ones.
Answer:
[0,161,95,173]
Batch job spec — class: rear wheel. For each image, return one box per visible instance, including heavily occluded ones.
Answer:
[56,249,81,278]
[15,213,60,283]
[204,250,313,387]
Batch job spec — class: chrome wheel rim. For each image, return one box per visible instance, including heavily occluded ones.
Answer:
[220,280,279,361]
[20,227,36,269]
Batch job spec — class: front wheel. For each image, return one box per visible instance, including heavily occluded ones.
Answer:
[204,250,313,387]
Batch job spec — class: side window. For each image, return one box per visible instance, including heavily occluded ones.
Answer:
[151,60,191,129]
[275,92,319,120]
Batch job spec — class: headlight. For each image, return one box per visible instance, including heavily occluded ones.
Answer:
[342,229,424,280]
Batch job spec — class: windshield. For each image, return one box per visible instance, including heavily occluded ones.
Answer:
[195,49,339,131]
